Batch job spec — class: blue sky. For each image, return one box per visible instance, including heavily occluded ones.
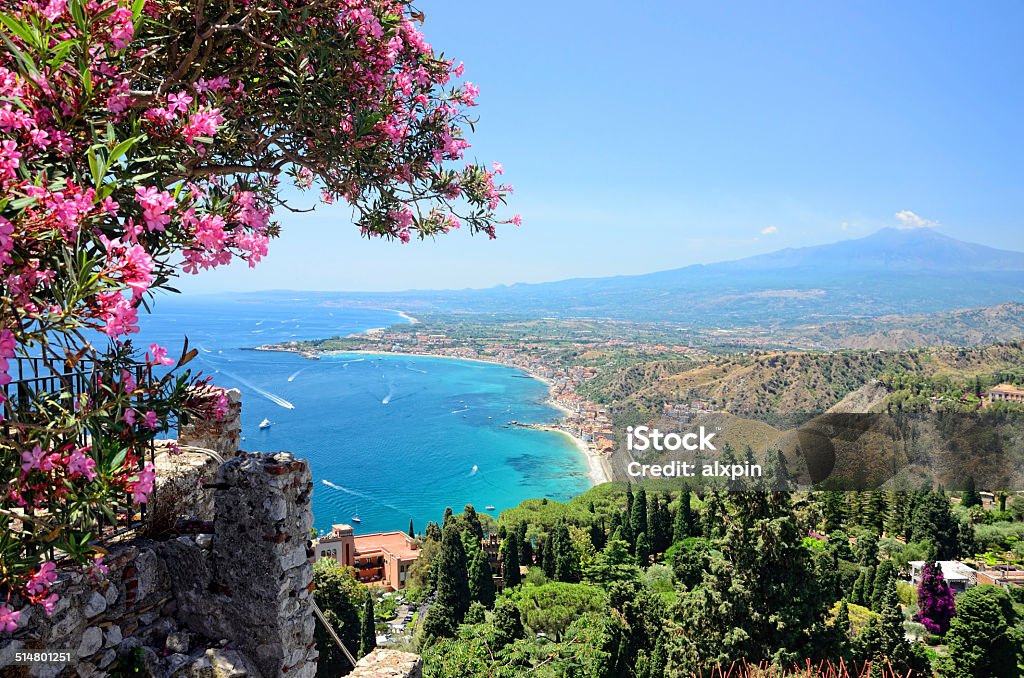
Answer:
[182,0,1024,293]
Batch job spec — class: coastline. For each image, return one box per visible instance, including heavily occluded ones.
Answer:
[252,343,613,486]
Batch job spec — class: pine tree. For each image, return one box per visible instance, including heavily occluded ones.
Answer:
[359,594,376,657]
[911,492,961,559]
[915,560,955,635]
[821,491,845,533]
[502,531,522,588]
[468,547,496,608]
[435,523,471,626]
[673,489,693,542]
[871,560,896,612]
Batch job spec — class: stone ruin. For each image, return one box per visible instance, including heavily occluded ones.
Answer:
[0,390,422,677]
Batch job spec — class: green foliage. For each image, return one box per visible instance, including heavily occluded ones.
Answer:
[945,585,1024,678]
[434,523,471,632]
[313,559,365,676]
[504,582,607,640]
[359,594,376,658]
[468,547,496,608]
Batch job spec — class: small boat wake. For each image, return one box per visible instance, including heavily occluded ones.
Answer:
[451,407,470,414]
[321,480,409,516]
[287,367,311,382]
[213,366,295,410]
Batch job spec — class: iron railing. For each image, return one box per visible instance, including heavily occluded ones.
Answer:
[2,356,157,554]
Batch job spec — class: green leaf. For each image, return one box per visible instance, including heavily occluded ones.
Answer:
[108,136,141,165]
[0,13,35,46]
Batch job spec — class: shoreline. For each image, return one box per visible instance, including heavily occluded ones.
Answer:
[253,343,613,486]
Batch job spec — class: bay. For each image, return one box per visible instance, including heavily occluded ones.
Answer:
[136,293,591,534]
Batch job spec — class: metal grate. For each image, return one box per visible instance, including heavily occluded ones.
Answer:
[2,356,157,554]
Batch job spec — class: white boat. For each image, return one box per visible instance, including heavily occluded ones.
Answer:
[259,418,272,429]
[485,505,496,511]
[351,515,362,523]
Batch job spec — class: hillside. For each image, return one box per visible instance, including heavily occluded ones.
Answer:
[787,302,1024,350]
[597,341,1024,427]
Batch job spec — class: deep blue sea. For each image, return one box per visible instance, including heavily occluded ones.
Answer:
[136,293,591,535]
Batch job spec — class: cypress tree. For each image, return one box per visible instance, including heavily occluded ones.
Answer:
[359,594,376,657]
[590,519,606,552]
[631,487,648,539]
[408,519,415,539]
[541,533,557,579]
[625,483,634,518]
[435,523,471,624]
[552,522,581,583]
[516,522,529,557]
[463,504,484,540]
[442,506,454,530]
[635,532,651,567]
[961,477,982,509]
[491,599,525,649]
[502,531,522,588]
[701,491,725,540]
[425,520,441,542]
[673,489,693,542]
[468,547,496,608]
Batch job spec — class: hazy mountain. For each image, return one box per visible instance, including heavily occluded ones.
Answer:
[258,228,1024,326]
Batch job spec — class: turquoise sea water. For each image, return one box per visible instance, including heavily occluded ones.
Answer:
[137,294,591,534]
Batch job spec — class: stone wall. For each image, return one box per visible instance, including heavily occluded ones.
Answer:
[0,452,317,678]
[349,649,423,678]
[177,388,243,460]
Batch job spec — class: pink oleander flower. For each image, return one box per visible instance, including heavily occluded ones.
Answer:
[21,445,55,474]
[182,107,223,144]
[511,214,522,226]
[142,410,159,429]
[166,91,193,113]
[67,448,97,481]
[130,463,156,504]
[134,186,175,232]
[0,604,20,632]
[122,408,136,426]
[39,593,58,616]
[25,561,56,596]
[147,343,174,366]
[87,555,109,581]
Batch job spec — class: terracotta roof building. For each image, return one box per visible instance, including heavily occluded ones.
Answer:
[316,524,420,591]
[988,383,1024,405]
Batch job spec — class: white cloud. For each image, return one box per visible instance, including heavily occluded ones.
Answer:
[760,226,779,235]
[895,210,939,229]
